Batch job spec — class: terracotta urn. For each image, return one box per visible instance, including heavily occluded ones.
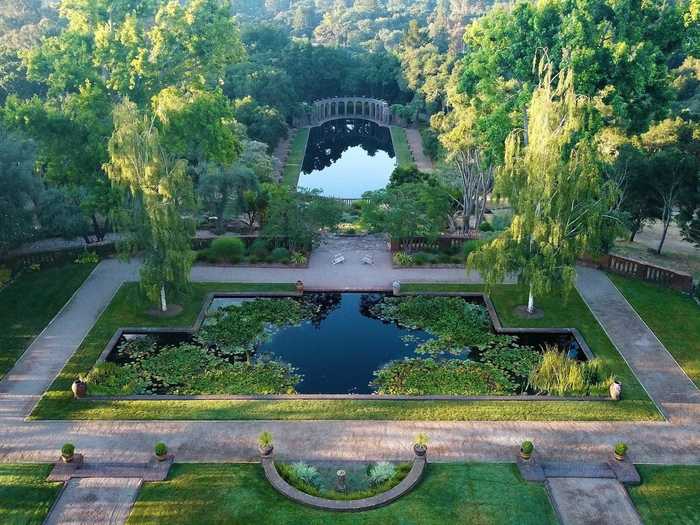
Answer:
[413,444,427,457]
[259,444,274,457]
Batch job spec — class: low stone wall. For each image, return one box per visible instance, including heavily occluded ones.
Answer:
[261,454,426,511]
[580,253,694,292]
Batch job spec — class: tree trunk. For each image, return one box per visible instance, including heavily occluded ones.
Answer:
[657,217,671,255]
[527,285,535,314]
[91,214,104,242]
[160,284,167,312]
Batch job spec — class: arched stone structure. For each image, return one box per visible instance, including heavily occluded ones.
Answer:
[310,97,392,127]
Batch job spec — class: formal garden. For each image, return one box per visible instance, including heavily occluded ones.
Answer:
[0,0,699,523]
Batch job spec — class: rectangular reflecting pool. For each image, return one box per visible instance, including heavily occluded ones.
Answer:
[101,293,586,396]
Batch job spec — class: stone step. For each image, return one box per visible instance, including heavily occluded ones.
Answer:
[48,455,173,482]
[542,462,615,479]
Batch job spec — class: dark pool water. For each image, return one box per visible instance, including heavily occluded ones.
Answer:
[297,119,396,198]
[109,293,583,395]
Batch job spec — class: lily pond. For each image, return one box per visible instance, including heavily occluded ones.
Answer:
[89,294,612,398]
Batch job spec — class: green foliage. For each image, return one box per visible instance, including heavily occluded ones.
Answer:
[367,461,396,486]
[208,237,245,264]
[388,165,434,187]
[372,358,516,395]
[154,442,167,456]
[290,462,322,489]
[270,247,290,263]
[520,441,533,455]
[290,252,307,265]
[415,433,429,448]
[392,252,415,266]
[478,221,493,232]
[89,341,302,395]
[0,266,11,288]
[527,350,614,397]
[258,431,272,448]
[249,239,269,260]
[61,443,74,456]
[74,251,99,264]
[614,442,628,456]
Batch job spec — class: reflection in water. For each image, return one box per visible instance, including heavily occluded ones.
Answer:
[297,118,396,198]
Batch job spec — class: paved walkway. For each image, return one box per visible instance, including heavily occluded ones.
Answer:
[547,478,642,525]
[576,267,700,421]
[45,477,141,525]
[405,128,433,172]
[0,253,699,523]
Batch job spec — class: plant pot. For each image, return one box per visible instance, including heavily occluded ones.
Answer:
[519,450,532,461]
[609,381,622,401]
[155,453,168,462]
[71,380,87,399]
[61,453,74,463]
[614,452,625,462]
[259,445,273,457]
[413,444,427,457]
[295,280,304,293]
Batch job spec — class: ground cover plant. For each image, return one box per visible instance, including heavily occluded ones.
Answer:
[609,274,700,387]
[0,464,62,525]
[370,296,605,396]
[628,465,700,524]
[275,461,412,500]
[389,127,414,168]
[126,463,558,525]
[282,128,310,187]
[86,297,311,395]
[0,262,96,379]
[30,283,660,421]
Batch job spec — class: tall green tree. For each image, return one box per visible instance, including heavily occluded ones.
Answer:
[469,63,619,314]
[105,100,196,312]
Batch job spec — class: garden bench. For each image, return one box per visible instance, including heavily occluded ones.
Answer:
[361,254,374,265]
[331,253,345,265]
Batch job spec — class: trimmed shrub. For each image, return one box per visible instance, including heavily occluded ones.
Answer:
[368,461,396,486]
[270,247,290,263]
[155,442,167,456]
[462,240,484,258]
[479,221,493,232]
[61,443,75,456]
[209,237,245,263]
[249,239,269,261]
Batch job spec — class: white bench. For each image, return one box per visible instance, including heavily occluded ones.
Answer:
[331,253,345,265]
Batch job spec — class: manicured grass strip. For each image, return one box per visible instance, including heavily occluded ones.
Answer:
[282,128,310,187]
[390,126,414,167]
[30,282,295,420]
[31,281,661,421]
[628,465,700,525]
[402,283,649,401]
[608,274,700,387]
[0,263,95,380]
[127,463,557,525]
[0,464,62,525]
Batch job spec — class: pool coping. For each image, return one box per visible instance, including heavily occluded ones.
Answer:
[86,290,610,403]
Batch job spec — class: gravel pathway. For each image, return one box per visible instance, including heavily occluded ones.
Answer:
[405,128,433,172]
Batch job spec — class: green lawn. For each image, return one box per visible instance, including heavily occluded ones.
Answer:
[628,465,700,524]
[0,464,62,525]
[127,463,557,525]
[0,263,95,380]
[609,274,700,387]
[390,126,414,167]
[281,128,310,187]
[30,282,660,421]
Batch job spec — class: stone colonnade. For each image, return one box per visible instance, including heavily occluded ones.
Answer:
[310,97,391,126]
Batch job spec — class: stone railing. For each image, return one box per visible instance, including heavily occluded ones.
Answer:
[261,453,426,511]
[581,254,694,293]
[390,234,480,254]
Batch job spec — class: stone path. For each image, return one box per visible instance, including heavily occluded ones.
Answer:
[546,477,642,525]
[271,130,293,182]
[0,259,139,419]
[45,477,141,525]
[405,128,433,172]
[576,267,700,421]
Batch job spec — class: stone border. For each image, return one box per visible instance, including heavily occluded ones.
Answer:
[87,289,607,402]
[261,454,426,511]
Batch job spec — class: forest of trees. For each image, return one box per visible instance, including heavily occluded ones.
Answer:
[1,0,698,309]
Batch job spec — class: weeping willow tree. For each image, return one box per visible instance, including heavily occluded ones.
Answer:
[468,61,619,314]
[105,100,196,312]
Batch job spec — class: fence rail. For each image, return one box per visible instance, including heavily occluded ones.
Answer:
[579,253,694,292]
[390,234,480,253]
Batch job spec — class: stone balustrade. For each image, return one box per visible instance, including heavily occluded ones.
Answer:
[310,97,391,127]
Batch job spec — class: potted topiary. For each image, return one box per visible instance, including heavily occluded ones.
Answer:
[154,442,168,462]
[520,440,534,460]
[71,377,87,398]
[614,442,628,461]
[413,433,428,457]
[61,443,75,463]
[258,431,273,456]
